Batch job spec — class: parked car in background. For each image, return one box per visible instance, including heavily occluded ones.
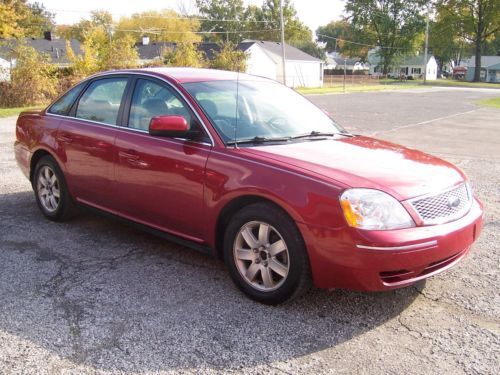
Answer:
[14,68,484,304]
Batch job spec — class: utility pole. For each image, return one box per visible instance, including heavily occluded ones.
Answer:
[423,7,429,84]
[279,0,286,86]
[343,58,347,93]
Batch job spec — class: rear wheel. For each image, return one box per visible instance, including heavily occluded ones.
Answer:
[224,203,310,305]
[33,156,76,221]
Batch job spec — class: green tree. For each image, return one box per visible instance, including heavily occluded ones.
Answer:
[316,20,372,58]
[428,18,472,69]
[435,0,500,81]
[483,31,500,55]
[18,2,55,38]
[66,28,102,80]
[292,40,326,60]
[244,0,312,45]
[196,0,245,43]
[0,0,29,38]
[210,42,247,71]
[100,35,139,70]
[317,21,350,53]
[345,0,427,74]
[164,42,206,67]
[116,10,201,43]
[57,10,113,42]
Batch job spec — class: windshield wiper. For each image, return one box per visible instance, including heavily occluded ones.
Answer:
[226,136,291,146]
[291,131,355,140]
[291,131,336,140]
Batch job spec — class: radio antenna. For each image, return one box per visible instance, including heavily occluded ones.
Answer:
[233,69,240,149]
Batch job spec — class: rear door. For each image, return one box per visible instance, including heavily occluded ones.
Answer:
[56,76,130,210]
[113,77,212,241]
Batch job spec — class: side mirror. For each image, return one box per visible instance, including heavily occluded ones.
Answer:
[149,115,189,137]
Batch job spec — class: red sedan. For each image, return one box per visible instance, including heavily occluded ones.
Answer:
[14,68,483,304]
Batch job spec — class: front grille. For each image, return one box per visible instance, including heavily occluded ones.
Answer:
[409,183,471,225]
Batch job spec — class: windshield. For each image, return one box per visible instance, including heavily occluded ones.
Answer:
[182,80,345,144]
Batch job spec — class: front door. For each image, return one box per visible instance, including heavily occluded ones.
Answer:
[114,78,212,241]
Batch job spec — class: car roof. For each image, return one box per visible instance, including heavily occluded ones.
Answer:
[95,67,274,84]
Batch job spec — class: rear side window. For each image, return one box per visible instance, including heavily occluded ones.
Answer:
[75,78,128,125]
[48,82,86,115]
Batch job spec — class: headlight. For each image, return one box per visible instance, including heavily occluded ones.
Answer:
[340,188,415,230]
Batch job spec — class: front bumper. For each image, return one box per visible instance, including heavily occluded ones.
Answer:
[299,197,484,291]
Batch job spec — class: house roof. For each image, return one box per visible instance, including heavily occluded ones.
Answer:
[326,55,361,66]
[467,56,500,68]
[0,37,82,65]
[368,47,434,67]
[244,40,321,62]
[198,41,254,60]
[486,62,500,70]
[137,40,321,64]
[136,42,175,60]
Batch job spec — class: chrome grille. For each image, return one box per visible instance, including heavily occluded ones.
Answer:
[409,183,472,225]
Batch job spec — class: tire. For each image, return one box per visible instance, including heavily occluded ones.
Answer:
[223,202,311,305]
[32,155,77,221]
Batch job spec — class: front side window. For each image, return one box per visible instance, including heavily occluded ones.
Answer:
[129,79,193,131]
[183,80,344,142]
[48,82,86,115]
[75,78,128,125]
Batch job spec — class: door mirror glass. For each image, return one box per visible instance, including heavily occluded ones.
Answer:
[149,115,189,137]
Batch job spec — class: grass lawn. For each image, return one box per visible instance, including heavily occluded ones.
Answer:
[297,83,421,95]
[425,79,500,89]
[0,106,43,118]
[476,97,500,108]
[298,78,500,95]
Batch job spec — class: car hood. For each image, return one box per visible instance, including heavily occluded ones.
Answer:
[242,136,466,200]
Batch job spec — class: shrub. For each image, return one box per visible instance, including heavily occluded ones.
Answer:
[0,44,58,107]
[210,42,247,72]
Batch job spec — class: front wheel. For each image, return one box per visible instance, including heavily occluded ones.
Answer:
[224,203,311,305]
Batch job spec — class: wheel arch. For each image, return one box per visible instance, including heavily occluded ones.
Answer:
[29,148,56,183]
[213,194,303,260]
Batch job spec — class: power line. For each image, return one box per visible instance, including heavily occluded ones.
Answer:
[114,28,280,35]
[317,33,409,50]
[46,8,278,24]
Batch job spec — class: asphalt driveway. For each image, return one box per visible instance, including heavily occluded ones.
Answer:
[0,87,499,374]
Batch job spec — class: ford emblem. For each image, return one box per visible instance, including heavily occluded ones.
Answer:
[447,196,461,209]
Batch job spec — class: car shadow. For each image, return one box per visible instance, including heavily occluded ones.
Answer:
[0,191,420,371]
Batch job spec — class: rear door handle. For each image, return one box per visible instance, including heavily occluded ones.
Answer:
[57,135,73,144]
[118,150,140,161]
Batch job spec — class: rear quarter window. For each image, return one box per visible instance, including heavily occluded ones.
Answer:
[47,82,86,115]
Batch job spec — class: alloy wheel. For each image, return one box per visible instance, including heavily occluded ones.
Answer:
[233,220,290,292]
[37,165,60,213]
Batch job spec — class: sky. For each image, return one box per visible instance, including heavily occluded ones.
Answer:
[35,0,344,36]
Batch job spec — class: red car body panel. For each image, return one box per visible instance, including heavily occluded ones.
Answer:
[14,68,484,292]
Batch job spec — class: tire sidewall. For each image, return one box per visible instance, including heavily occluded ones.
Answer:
[223,203,308,305]
[33,156,71,221]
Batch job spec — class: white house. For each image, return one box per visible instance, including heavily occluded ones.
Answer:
[466,56,500,83]
[242,40,323,88]
[136,39,324,88]
[368,48,438,80]
[0,56,10,82]
[324,52,369,72]
[196,40,323,88]
[0,31,83,82]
